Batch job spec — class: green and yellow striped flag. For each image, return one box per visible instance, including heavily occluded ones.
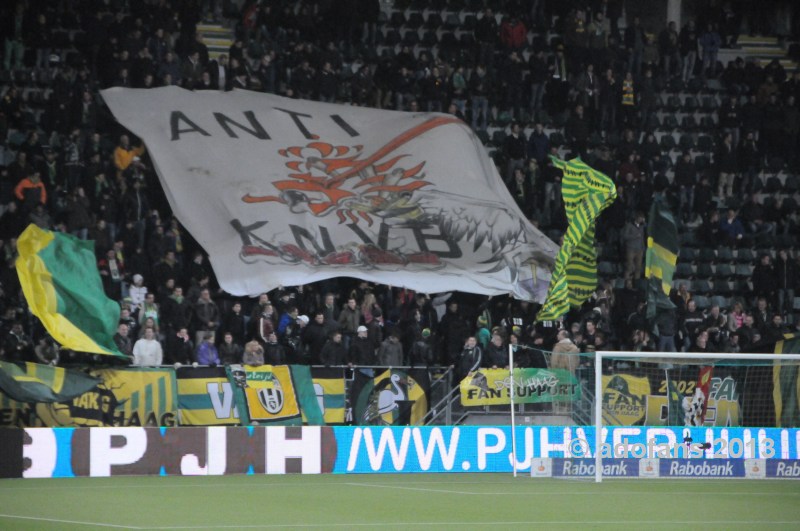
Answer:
[537,157,617,321]
[15,224,125,357]
[645,196,679,320]
[0,361,100,403]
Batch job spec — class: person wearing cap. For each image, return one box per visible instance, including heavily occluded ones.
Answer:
[129,274,148,308]
[350,325,376,366]
[475,315,491,348]
[377,331,404,367]
[320,331,347,367]
[282,313,308,364]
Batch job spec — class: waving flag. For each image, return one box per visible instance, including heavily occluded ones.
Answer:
[645,196,678,319]
[537,157,617,321]
[100,87,558,301]
[16,225,125,357]
[0,361,100,403]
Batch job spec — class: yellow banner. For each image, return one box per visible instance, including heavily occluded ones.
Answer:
[309,375,345,425]
[176,367,240,426]
[241,365,300,422]
[0,368,178,427]
[602,374,651,425]
[460,368,580,406]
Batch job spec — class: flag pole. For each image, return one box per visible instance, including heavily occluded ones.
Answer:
[509,343,517,477]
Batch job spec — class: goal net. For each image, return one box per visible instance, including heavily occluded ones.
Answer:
[511,347,800,481]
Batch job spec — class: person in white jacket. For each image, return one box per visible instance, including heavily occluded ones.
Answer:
[129,273,148,308]
[132,327,163,366]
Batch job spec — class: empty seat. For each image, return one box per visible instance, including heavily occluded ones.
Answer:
[696,264,714,279]
[735,248,755,263]
[693,295,711,309]
[716,247,733,262]
[697,248,717,263]
[715,263,734,278]
[676,263,694,277]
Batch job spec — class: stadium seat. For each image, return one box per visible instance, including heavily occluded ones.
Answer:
[659,134,677,152]
[693,295,711,309]
[794,297,800,311]
[676,263,694,277]
[679,133,695,150]
[716,247,733,262]
[679,231,699,246]
[491,130,507,146]
[475,129,489,145]
[695,264,714,279]
[734,264,753,278]
[406,12,425,29]
[735,248,755,263]
[710,295,729,309]
[714,263,733,279]
[696,135,715,153]
[683,96,699,112]
[550,131,565,147]
[696,248,717,263]
[693,155,710,171]
[681,116,697,131]
[661,114,679,130]
[714,280,734,295]
[424,13,443,29]
[390,11,407,28]
[784,174,799,193]
[701,96,719,112]
[679,247,698,261]
[764,175,783,193]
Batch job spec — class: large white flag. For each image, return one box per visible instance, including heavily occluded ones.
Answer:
[101,87,557,300]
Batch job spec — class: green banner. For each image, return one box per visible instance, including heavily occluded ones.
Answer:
[460,368,580,406]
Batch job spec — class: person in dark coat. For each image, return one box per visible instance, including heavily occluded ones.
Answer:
[350,326,376,366]
[319,331,347,366]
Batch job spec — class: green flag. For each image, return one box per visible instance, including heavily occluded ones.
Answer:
[15,225,125,357]
[537,157,617,321]
[645,196,678,320]
[0,361,100,403]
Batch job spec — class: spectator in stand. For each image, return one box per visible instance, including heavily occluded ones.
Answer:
[621,211,645,280]
[166,327,193,365]
[752,255,778,306]
[659,21,681,79]
[261,334,285,365]
[195,331,220,365]
[499,15,526,52]
[624,16,646,76]
[504,122,527,184]
[699,23,721,77]
[718,208,744,246]
[485,332,508,369]
[242,339,265,366]
[320,330,347,367]
[716,132,738,199]
[132,327,163,366]
[377,331,403,366]
[113,322,133,358]
[192,287,219,346]
[219,331,242,365]
[337,297,361,350]
[775,249,797,316]
[14,169,47,213]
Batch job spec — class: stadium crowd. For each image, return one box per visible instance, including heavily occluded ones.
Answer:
[1,0,800,371]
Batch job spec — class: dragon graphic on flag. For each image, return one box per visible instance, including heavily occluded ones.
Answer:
[100,87,558,300]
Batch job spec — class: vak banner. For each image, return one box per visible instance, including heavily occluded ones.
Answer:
[227,364,302,425]
[100,87,558,301]
[0,368,178,427]
[308,367,346,425]
[460,368,580,406]
[176,366,240,426]
[350,369,430,425]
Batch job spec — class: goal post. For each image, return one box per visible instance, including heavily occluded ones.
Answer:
[593,350,800,483]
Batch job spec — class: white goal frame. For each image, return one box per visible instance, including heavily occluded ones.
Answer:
[508,347,800,481]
